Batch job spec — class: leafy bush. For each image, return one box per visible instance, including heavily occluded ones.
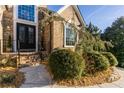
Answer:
[0,56,17,68]
[104,41,114,51]
[76,31,107,56]
[0,73,16,84]
[6,57,17,67]
[49,49,85,80]
[93,40,106,51]
[85,51,110,74]
[101,52,118,66]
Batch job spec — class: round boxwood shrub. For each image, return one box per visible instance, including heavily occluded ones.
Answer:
[49,49,85,80]
[85,51,110,74]
[101,52,118,66]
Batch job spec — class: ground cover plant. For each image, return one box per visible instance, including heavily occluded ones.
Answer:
[0,55,24,87]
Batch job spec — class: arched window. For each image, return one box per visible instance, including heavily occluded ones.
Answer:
[18,5,35,22]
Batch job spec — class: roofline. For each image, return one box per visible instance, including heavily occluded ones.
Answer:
[76,5,86,27]
[57,5,70,14]
[57,5,86,27]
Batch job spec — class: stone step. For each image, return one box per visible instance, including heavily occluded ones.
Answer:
[17,54,42,65]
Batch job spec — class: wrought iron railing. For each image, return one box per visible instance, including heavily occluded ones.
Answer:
[0,39,51,68]
[0,39,51,53]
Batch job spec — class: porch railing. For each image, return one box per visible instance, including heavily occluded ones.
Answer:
[0,39,50,65]
[0,39,15,53]
[0,39,51,54]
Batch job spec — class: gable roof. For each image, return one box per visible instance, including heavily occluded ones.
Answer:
[57,5,86,27]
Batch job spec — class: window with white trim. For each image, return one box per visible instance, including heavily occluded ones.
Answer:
[18,5,35,22]
[65,24,77,46]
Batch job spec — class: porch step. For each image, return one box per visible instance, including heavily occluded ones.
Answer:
[18,51,49,66]
[18,54,41,65]
[1,51,49,67]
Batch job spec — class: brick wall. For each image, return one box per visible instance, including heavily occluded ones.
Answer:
[59,6,81,29]
[52,21,64,49]
[2,6,13,52]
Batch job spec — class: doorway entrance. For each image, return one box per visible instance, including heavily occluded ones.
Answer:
[17,23,36,52]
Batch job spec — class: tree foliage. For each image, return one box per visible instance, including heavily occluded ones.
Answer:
[86,22,102,36]
[102,16,124,67]
[76,31,107,56]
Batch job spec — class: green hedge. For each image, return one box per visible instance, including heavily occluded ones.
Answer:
[49,49,85,80]
[85,51,110,74]
[101,52,118,66]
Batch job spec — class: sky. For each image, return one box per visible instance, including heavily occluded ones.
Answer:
[48,5,124,32]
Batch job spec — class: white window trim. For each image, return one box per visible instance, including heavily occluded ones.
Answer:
[16,5,37,23]
[13,5,38,52]
[64,23,78,47]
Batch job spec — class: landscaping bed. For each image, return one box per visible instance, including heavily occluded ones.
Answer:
[53,68,113,87]
[0,55,25,88]
[0,67,24,88]
[48,48,120,87]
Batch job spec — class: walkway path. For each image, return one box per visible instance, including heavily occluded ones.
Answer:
[19,65,124,88]
[19,65,52,88]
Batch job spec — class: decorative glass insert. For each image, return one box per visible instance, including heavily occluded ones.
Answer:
[65,24,77,46]
[18,5,35,21]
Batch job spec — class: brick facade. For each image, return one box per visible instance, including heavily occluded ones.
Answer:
[59,6,82,30]
[2,7,13,52]
[0,5,85,54]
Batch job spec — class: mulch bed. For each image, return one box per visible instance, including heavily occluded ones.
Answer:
[41,62,120,87]
[53,68,113,87]
[0,67,25,88]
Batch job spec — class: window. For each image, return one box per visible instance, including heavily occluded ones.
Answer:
[28,27,34,44]
[18,5,35,22]
[65,24,77,46]
[19,25,25,43]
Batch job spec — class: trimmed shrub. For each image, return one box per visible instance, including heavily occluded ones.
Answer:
[0,73,16,84]
[85,51,110,74]
[101,52,118,66]
[49,49,85,80]
[0,56,17,68]
[6,57,17,67]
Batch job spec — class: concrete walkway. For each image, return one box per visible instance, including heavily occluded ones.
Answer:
[19,65,52,88]
[19,65,124,88]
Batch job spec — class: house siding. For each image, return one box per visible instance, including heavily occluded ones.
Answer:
[0,5,85,54]
[59,6,81,30]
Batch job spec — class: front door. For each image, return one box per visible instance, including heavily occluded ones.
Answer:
[17,23,36,51]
